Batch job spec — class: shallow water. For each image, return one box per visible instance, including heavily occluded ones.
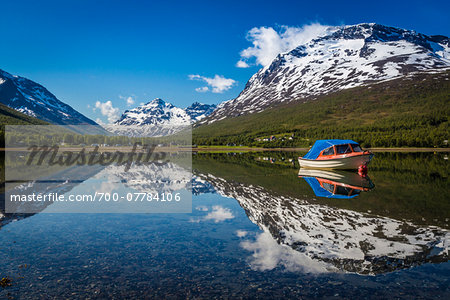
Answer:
[1,152,449,299]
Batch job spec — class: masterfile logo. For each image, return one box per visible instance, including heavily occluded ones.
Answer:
[4,125,193,214]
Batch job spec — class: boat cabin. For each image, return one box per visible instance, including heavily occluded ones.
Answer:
[300,140,373,170]
[318,178,363,197]
[316,143,364,160]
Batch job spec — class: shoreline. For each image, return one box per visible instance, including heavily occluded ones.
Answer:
[1,147,449,153]
[195,147,450,152]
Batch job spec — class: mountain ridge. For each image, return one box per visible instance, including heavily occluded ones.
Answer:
[192,70,450,148]
[0,69,99,126]
[202,23,450,124]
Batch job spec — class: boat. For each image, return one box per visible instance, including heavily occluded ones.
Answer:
[298,139,373,170]
[298,169,374,199]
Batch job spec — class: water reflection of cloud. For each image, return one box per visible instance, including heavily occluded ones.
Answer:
[190,205,235,223]
[236,230,248,238]
[195,205,209,211]
[204,206,234,223]
[240,232,333,273]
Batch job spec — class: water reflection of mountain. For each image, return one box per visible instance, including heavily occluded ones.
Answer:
[2,151,448,274]
[1,159,212,226]
[192,153,449,275]
[194,152,450,228]
[100,162,213,195]
[1,164,105,227]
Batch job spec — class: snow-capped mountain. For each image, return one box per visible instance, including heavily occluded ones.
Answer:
[106,98,216,137]
[0,68,98,125]
[185,101,217,122]
[202,23,450,124]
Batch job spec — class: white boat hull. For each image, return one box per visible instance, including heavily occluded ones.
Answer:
[298,154,373,170]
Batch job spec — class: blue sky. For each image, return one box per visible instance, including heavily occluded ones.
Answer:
[1,0,449,123]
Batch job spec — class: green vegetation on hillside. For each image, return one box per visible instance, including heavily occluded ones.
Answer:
[0,102,49,146]
[0,103,48,126]
[193,71,450,148]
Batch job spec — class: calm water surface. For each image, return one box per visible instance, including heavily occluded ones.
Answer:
[0,152,449,299]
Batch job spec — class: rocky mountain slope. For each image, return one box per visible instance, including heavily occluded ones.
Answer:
[0,68,98,125]
[202,23,450,124]
[106,98,216,137]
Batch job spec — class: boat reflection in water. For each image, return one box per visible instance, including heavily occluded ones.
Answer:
[298,169,374,199]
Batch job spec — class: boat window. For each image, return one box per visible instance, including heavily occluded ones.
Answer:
[350,144,363,152]
[322,182,335,193]
[335,186,361,196]
[335,144,352,154]
[335,186,353,195]
[322,146,335,156]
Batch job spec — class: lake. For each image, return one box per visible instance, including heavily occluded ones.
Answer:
[0,151,449,298]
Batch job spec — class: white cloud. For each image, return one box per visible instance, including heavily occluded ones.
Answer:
[238,23,333,67]
[119,95,135,107]
[95,118,106,126]
[195,86,209,93]
[189,74,236,93]
[94,100,120,124]
[236,60,250,68]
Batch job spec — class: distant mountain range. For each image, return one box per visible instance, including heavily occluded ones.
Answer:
[0,69,98,125]
[105,99,216,137]
[2,23,449,141]
[0,68,216,137]
[201,23,450,124]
